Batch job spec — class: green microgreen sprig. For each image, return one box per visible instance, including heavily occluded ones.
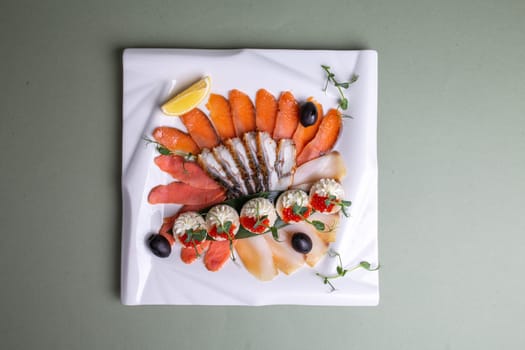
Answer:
[142,136,197,162]
[182,227,207,257]
[252,200,267,229]
[184,228,207,243]
[324,195,352,217]
[252,200,281,242]
[292,204,326,231]
[321,65,358,118]
[316,250,379,292]
[216,220,232,236]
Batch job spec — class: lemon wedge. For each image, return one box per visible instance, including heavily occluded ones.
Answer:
[161,76,211,116]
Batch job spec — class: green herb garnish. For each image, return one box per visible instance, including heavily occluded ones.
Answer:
[252,199,269,229]
[143,136,197,161]
[184,228,207,243]
[321,65,358,114]
[292,203,309,217]
[270,226,279,241]
[143,136,172,155]
[316,250,379,292]
[324,195,352,217]
[292,203,327,231]
[216,220,232,236]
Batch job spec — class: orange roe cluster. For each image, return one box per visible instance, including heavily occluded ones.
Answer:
[208,224,237,240]
[240,216,269,234]
[282,206,312,223]
[310,193,337,213]
[178,232,206,248]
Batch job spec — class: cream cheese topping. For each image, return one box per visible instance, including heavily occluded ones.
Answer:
[279,189,309,208]
[173,212,206,236]
[310,178,344,199]
[205,205,240,232]
[240,198,277,226]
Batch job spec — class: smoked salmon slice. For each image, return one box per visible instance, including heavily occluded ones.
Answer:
[180,108,220,149]
[176,196,227,212]
[255,89,278,133]
[159,214,178,236]
[181,241,211,264]
[206,94,236,141]
[229,89,256,136]
[296,108,342,166]
[148,182,225,205]
[153,126,200,155]
[273,91,299,140]
[292,98,323,155]
[204,240,233,271]
[154,155,222,190]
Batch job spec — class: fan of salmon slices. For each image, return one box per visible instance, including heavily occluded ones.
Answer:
[147,88,347,281]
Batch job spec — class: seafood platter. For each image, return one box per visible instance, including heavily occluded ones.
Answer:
[121,49,378,305]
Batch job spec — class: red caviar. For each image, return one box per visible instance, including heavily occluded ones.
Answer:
[240,216,269,234]
[281,206,312,223]
[178,232,206,248]
[310,193,337,213]
[208,224,237,240]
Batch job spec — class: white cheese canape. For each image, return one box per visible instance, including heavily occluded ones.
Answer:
[240,198,277,234]
[205,205,240,240]
[309,178,345,214]
[276,189,312,223]
[173,212,207,247]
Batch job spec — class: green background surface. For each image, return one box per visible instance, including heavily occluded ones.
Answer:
[1,0,524,349]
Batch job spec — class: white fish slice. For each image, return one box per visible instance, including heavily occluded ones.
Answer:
[264,231,305,275]
[309,212,340,243]
[280,221,328,267]
[257,131,279,191]
[292,151,346,190]
[198,148,241,198]
[213,145,249,195]
[224,138,257,194]
[275,138,296,191]
[243,132,266,192]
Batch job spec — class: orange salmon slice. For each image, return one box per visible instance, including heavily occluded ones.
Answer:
[255,89,278,133]
[296,108,342,166]
[204,240,233,271]
[154,155,222,190]
[273,91,300,140]
[292,98,324,155]
[181,241,211,264]
[148,182,225,205]
[180,108,220,149]
[153,126,200,155]
[206,94,237,140]
[229,89,256,136]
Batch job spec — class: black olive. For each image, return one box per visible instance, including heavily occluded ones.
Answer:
[148,234,171,258]
[299,102,318,127]
[291,232,313,253]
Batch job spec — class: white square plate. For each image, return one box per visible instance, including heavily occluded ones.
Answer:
[121,48,378,305]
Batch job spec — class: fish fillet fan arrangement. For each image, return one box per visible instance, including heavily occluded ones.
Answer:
[147,88,348,281]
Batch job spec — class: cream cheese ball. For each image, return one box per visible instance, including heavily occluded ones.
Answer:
[276,189,312,223]
[172,211,207,246]
[205,204,240,240]
[240,197,277,234]
[309,178,345,214]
